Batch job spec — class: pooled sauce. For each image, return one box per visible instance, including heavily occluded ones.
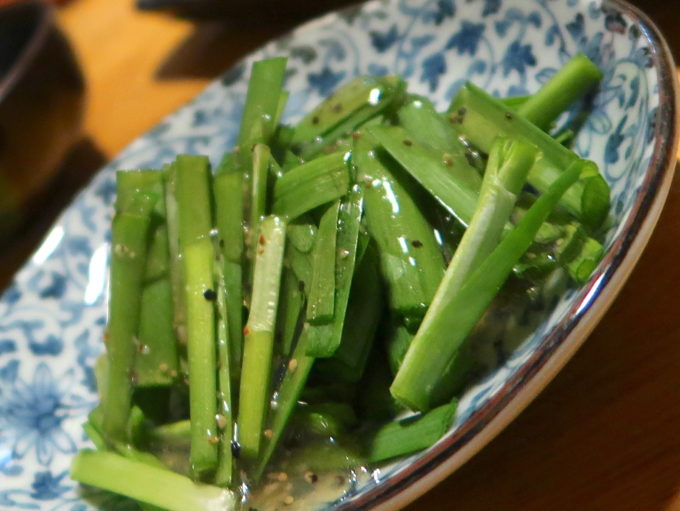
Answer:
[247,439,371,510]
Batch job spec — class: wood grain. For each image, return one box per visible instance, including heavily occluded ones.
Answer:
[11,0,680,509]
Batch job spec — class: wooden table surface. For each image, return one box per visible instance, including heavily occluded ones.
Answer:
[8,0,680,509]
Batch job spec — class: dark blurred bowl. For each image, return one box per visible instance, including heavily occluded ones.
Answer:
[136,0,361,22]
[0,0,84,240]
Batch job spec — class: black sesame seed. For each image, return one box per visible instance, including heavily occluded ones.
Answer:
[403,139,413,146]
[203,289,217,301]
[457,107,467,116]
[412,240,423,248]
[465,150,478,167]
[231,440,241,459]
[298,280,306,292]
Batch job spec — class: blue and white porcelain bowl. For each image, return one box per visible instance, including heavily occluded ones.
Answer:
[0,0,677,509]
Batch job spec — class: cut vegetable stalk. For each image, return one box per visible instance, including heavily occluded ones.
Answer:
[149,419,192,446]
[365,400,458,463]
[385,322,414,376]
[555,223,605,284]
[277,266,305,356]
[315,243,383,382]
[249,143,271,266]
[391,160,585,411]
[214,257,233,486]
[499,95,531,110]
[274,90,289,127]
[287,218,317,253]
[238,57,288,154]
[354,133,444,320]
[116,170,179,387]
[291,75,406,158]
[238,216,286,464]
[116,170,170,283]
[368,125,481,227]
[174,154,219,476]
[175,155,213,244]
[214,155,245,379]
[254,341,315,479]
[163,162,186,344]
[272,151,350,220]
[517,53,602,130]
[449,83,609,230]
[441,137,536,297]
[102,191,156,443]
[304,186,364,357]
[278,217,317,355]
[397,95,483,172]
[183,239,219,477]
[71,450,235,511]
[306,201,340,324]
[374,125,603,282]
[135,278,179,386]
[174,156,214,340]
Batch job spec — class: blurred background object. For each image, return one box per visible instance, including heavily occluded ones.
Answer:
[136,0,359,22]
[0,0,84,243]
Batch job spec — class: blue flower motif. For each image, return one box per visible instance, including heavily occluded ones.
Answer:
[0,359,18,382]
[74,329,101,392]
[527,11,542,28]
[290,45,317,64]
[482,0,501,17]
[0,340,16,355]
[220,62,245,86]
[94,178,116,206]
[0,363,85,466]
[307,67,346,97]
[627,76,640,108]
[501,41,536,76]
[3,285,21,306]
[29,335,63,357]
[421,53,446,92]
[544,24,561,47]
[605,115,627,164]
[632,46,653,69]
[446,21,485,56]
[566,13,584,40]
[66,236,91,259]
[432,0,455,25]
[370,25,399,53]
[494,19,510,37]
[30,470,70,500]
[604,8,627,34]
[39,272,66,300]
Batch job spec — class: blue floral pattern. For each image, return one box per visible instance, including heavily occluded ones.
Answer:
[0,0,669,509]
[446,21,486,55]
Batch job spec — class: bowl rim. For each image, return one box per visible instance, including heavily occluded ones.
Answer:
[330,0,680,509]
[0,0,53,104]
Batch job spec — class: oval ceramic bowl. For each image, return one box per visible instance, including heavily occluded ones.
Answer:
[0,0,677,509]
